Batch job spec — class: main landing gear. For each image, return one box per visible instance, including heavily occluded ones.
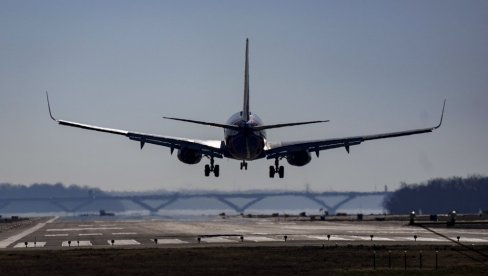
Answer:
[240,161,248,170]
[204,157,219,177]
[269,158,284,178]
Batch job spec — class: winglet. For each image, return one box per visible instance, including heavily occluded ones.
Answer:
[434,99,446,129]
[46,91,57,121]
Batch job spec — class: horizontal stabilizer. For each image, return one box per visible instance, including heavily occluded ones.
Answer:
[163,117,241,131]
[253,120,329,131]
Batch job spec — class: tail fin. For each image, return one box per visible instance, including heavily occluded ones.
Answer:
[242,38,250,122]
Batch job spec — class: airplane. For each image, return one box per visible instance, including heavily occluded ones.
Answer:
[46,39,445,178]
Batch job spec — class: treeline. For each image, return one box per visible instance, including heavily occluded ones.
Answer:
[0,183,127,213]
[0,183,104,198]
[383,175,488,214]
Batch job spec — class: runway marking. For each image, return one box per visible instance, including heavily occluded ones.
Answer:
[100,224,117,227]
[13,242,46,248]
[78,225,94,227]
[404,237,444,242]
[45,234,69,237]
[113,232,137,235]
[107,239,140,246]
[245,236,280,242]
[348,235,375,241]
[306,235,352,241]
[62,241,92,247]
[79,233,103,236]
[370,237,394,241]
[201,237,236,243]
[154,239,188,244]
[47,227,122,232]
[457,238,488,243]
[0,217,59,248]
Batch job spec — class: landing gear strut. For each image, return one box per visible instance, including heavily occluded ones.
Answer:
[240,161,248,170]
[204,157,219,177]
[269,158,284,178]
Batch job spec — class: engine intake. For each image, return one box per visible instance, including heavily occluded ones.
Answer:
[177,148,202,164]
[286,151,311,167]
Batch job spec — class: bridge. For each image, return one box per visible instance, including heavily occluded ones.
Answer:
[0,191,390,215]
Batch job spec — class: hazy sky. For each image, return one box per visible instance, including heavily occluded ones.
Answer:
[1,0,487,192]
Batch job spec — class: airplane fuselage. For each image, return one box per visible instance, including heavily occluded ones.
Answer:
[224,112,266,160]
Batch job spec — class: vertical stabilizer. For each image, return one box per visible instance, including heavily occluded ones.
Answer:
[242,38,250,122]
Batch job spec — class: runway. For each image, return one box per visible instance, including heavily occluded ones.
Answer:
[1,216,488,249]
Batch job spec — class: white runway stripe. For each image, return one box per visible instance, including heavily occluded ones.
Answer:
[370,237,394,241]
[107,239,140,246]
[457,238,488,243]
[47,227,122,232]
[0,217,58,248]
[14,242,46,248]
[62,241,92,247]
[79,233,103,236]
[405,237,444,242]
[113,232,137,235]
[45,234,69,237]
[314,235,353,241]
[201,237,236,243]
[154,239,188,244]
[306,235,351,241]
[245,236,280,242]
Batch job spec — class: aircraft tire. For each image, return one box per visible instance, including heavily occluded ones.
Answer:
[214,165,220,177]
[278,166,284,178]
[204,165,210,177]
[269,166,275,178]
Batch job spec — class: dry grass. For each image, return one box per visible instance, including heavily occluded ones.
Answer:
[0,244,487,275]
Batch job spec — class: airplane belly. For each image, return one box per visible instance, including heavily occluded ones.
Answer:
[225,133,265,160]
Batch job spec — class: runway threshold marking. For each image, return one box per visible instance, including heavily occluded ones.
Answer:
[107,239,140,246]
[201,237,236,243]
[452,237,488,243]
[153,239,188,244]
[45,234,69,237]
[46,227,122,232]
[0,217,59,248]
[62,241,92,247]
[245,236,280,242]
[306,235,352,241]
[13,242,47,248]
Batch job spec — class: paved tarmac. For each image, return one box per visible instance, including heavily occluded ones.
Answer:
[1,216,488,250]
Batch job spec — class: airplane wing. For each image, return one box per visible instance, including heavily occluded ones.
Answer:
[46,93,224,158]
[265,100,445,160]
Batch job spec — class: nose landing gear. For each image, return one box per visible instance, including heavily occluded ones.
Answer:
[240,161,248,170]
[269,158,284,178]
[204,157,220,177]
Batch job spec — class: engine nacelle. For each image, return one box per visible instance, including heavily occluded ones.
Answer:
[286,151,311,167]
[177,148,202,164]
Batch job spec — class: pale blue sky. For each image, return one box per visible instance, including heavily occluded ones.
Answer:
[1,0,487,192]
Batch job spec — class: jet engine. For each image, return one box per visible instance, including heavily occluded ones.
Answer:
[286,151,311,167]
[177,148,202,164]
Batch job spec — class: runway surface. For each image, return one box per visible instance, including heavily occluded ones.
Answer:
[1,216,488,250]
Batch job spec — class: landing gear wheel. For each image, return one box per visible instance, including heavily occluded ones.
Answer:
[204,164,211,177]
[269,158,284,178]
[214,165,220,177]
[240,161,248,170]
[204,157,220,177]
[269,166,275,178]
[278,166,284,178]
